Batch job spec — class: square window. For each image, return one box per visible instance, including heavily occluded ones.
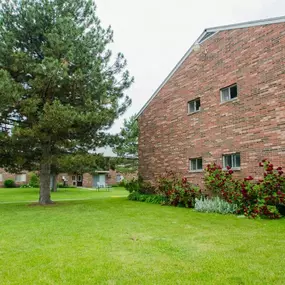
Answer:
[188,98,201,114]
[221,84,238,102]
[223,153,241,169]
[15,174,26,182]
[190,158,203,171]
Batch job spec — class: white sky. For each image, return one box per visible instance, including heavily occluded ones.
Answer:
[95,0,285,133]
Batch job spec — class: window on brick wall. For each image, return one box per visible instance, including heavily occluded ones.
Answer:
[0,174,3,182]
[188,98,201,114]
[189,158,203,172]
[223,153,240,169]
[15,174,26,182]
[220,84,237,102]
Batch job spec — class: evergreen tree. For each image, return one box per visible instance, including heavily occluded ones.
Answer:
[0,0,133,204]
[114,115,138,158]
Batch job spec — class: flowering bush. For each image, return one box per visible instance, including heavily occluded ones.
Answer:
[204,163,239,196]
[205,160,285,219]
[156,172,201,208]
[156,171,180,193]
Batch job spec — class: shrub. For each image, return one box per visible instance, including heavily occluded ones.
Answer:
[4,179,16,188]
[29,173,40,188]
[156,171,180,193]
[140,180,155,194]
[125,178,139,193]
[118,180,126,187]
[156,172,202,208]
[163,183,201,208]
[112,181,126,187]
[20,184,32,188]
[125,177,155,194]
[57,183,76,189]
[195,196,238,214]
[128,192,165,204]
[205,163,239,196]
[205,160,285,219]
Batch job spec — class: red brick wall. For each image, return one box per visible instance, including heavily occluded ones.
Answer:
[121,172,138,181]
[108,171,138,184]
[57,173,94,187]
[0,168,31,187]
[138,23,285,187]
[0,169,137,188]
[56,171,131,188]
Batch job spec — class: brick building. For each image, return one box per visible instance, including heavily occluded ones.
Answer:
[0,167,137,188]
[0,169,30,187]
[0,147,137,187]
[56,170,137,188]
[137,16,285,187]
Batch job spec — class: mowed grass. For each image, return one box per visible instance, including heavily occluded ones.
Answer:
[0,188,285,284]
[0,187,125,203]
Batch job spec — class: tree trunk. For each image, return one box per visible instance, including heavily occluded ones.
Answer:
[51,173,57,192]
[39,146,53,204]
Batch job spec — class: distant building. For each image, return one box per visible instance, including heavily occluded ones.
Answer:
[0,146,137,187]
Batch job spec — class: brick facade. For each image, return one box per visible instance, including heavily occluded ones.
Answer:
[56,170,137,188]
[0,168,31,187]
[138,23,285,187]
[0,168,137,188]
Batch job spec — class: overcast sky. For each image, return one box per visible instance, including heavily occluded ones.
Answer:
[95,0,285,133]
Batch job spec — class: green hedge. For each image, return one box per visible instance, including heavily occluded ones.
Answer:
[128,192,166,204]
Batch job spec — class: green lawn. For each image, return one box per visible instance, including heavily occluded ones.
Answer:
[0,187,285,284]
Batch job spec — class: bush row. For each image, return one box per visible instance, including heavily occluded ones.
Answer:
[126,160,285,219]
[4,174,76,189]
[128,192,165,204]
[205,159,285,219]
[125,172,201,208]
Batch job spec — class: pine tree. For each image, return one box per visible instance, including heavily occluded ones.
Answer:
[114,115,138,158]
[0,0,133,204]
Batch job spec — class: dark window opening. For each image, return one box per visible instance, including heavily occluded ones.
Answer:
[230,85,237,99]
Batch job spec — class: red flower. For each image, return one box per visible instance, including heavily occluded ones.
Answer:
[182,177,187,183]
[229,170,233,175]
[278,170,284,176]
[277,167,282,171]
[226,165,231,170]
[245,176,254,181]
[259,162,263,167]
